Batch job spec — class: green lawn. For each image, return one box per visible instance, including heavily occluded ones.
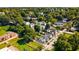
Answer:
[0,26,10,31]
[0,26,10,36]
[8,38,43,51]
[27,42,43,50]
[0,26,9,49]
[0,30,6,36]
[0,43,7,49]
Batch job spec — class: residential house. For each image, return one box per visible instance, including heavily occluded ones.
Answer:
[39,21,46,30]
[36,29,56,44]
[54,21,64,27]
[30,23,35,29]
[24,21,30,25]
[63,18,68,22]
[0,12,5,15]
[71,27,79,31]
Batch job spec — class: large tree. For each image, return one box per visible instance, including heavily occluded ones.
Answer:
[34,24,41,32]
[54,32,79,51]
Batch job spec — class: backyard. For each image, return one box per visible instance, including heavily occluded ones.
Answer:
[7,38,43,51]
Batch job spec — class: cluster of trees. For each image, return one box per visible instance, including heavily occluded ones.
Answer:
[54,32,79,51]
[8,25,36,43]
[0,8,79,25]
[34,24,41,32]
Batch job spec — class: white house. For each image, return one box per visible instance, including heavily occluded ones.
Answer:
[63,18,68,23]
[0,12,5,15]
[30,23,35,29]
[39,21,46,30]
[24,22,30,25]
[27,16,31,20]
[54,21,64,27]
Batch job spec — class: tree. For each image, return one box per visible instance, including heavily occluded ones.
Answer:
[54,40,72,51]
[17,35,32,45]
[63,22,73,31]
[45,23,50,30]
[24,25,36,39]
[8,25,24,35]
[54,32,79,51]
[16,16,24,25]
[23,35,32,43]
[50,18,57,24]
[38,15,45,21]
[0,15,10,25]
[34,24,41,32]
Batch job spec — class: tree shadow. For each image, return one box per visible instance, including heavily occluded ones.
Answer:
[17,39,27,45]
[17,39,32,45]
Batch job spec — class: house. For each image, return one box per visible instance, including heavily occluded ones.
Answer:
[38,34,52,43]
[63,18,68,23]
[35,20,39,24]
[54,21,64,27]
[39,21,46,30]
[0,12,5,15]
[71,27,79,31]
[37,34,49,44]
[26,16,31,20]
[31,17,37,20]
[30,23,35,29]
[39,21,46,26]
[39,12,44,16]
[36,30,56,44]
[29,11,34,15]
[26,16,38,21]
[24,21,30,25]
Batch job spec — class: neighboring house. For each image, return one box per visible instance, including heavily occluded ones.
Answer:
[29,11,34,15]
[39,12,44,16]
[26,16,38,20]
[54,21,64,27]
[35,20,39,24]
[24,21,30,25]
[26,16,31,20]
[0,12,5,15]
[36,34,50,44]
[31,17,38,20]
[39,21,46,26]
[71,27,79,31]
[63,18,68,23]
[36,29,56,44]
[30,23,35,29]
[39,21,46,30]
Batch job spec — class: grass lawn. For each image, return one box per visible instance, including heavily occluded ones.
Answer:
[0,26,10,31]
[0,26,10,36]
[0,43,7,49]
[8,38,43,51]
[0,30,6,36]
[27,42,43,50]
